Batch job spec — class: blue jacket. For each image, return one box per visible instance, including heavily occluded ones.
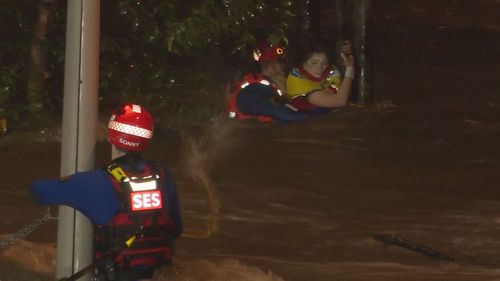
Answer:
[31,158,183,239]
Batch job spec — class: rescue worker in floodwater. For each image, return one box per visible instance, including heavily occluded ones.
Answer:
[31,103,183,281]
[226,41,321,123]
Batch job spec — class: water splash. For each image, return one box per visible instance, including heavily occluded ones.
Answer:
[179,118,238,238]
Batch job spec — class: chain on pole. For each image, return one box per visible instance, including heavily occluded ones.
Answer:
[0,208,57,251]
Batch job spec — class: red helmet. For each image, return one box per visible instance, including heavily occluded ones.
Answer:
[253,42,285,62]
[107,103,154,152]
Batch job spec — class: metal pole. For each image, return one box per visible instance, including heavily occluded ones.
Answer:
[335,0,344,64]
[353,0,374,105]
[308,0,321,41]
[57,0,100,280]
[295,0,311,46]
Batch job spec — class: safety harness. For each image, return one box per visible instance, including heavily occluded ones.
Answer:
[226,73,283,123]
[94,161,174,269]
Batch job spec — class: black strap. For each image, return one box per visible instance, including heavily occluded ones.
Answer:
[57,263,95,281]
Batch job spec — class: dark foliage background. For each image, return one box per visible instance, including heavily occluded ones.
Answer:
[0,1,39,123]
[0,0,299,127]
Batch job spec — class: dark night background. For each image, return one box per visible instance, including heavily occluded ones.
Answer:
[2,1,500,281]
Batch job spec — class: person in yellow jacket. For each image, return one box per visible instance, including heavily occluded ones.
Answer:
[225,42,319,123]
[287,41,355,112]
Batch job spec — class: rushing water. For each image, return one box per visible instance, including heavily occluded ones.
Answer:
[2,2,500,279]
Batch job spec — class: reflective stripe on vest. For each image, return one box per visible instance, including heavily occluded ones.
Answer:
[226,73,281,122]
[239,74,282,96]
[95,162,173,267]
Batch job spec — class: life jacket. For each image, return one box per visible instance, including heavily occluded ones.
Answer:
[288,66,341,112]
[225,73,284,123]
[94,161,174,268]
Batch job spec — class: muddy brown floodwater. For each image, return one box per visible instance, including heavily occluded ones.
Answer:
[2,2,500,281]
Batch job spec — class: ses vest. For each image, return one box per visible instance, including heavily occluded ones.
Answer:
[94,162,174,268]
[225,73,283,123]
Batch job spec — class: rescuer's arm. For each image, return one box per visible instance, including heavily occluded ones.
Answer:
[31,169,121,225]
[162,168,183,239]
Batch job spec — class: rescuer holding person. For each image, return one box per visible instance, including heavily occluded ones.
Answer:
[226,40,355,123]
[226,41,319,123]
[31,103,183,281]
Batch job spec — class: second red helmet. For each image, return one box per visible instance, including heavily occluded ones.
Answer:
[253,41,285,62]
